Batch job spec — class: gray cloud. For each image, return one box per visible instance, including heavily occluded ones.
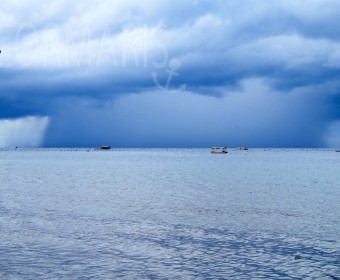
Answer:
[1,0,340,147]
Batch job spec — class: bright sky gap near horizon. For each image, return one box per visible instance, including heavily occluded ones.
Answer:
[1,0,340,148]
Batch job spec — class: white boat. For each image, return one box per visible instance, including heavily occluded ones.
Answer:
[211,147,228,154]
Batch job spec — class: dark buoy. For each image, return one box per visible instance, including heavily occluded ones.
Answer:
[294,255,302,260]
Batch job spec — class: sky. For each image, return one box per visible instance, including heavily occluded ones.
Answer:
[1,0,340,148]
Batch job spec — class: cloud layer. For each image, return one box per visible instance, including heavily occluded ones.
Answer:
[1,0,340,147]
[0,116,49,147]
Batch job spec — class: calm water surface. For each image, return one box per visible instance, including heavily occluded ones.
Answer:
[0,149,339,279]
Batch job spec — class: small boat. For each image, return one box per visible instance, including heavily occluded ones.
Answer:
[336,150,340,152]
[211,147,228,154]
[238,147,248,151]
[100,146,111,150]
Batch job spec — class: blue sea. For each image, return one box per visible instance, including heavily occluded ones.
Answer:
[0,148,339,279]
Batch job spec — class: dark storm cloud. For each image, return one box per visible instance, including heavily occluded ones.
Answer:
[1,0,340,147]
